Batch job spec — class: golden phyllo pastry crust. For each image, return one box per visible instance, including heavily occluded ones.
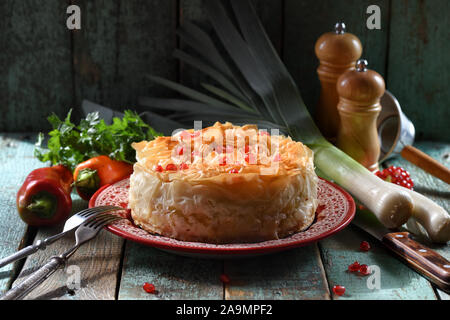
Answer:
[129,122,318,243]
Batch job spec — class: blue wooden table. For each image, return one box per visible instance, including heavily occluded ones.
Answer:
[0,133,448,300]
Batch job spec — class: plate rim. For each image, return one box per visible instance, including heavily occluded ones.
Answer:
[89,177,355,255]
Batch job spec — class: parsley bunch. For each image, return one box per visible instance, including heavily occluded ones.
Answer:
[35,110,161,170]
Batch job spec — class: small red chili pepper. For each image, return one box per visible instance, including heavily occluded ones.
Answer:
[74,155,133,201]
[16,165,73,226]
[332,285,345,296]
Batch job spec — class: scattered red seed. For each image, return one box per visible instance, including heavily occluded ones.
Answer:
[360,241,371,252]
[143,282,156,294]
[220,274,230,284]
[177,146,184,155]
[229,168,239,174]
[244,145,250,153]
[179,163,189,170]
[359,264,371,276]
[332,285,345,296]
[348,261,361,272]
[165,163,177,171]
[154,165,164,173]
[219,157,227,166]
[375,166,414,190]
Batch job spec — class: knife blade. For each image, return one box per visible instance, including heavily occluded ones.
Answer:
[353,210,450,293]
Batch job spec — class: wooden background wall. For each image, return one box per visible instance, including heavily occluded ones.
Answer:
[1,0,448,141]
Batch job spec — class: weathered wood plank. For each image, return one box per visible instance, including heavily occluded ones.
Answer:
[72,0,178,115]
[284,0,389,113]
[387,0,450,141]
[320,224,437,300]
[118,243,223,300]
[0,0,73,132]
[12,196,124,300]
[224,245,330,300]
[0,134,43,294]
[385,141,449,300]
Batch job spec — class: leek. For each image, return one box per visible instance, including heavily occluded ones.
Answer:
[140,0,449,241]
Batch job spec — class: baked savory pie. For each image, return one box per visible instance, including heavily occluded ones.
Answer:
[129,122,318,244]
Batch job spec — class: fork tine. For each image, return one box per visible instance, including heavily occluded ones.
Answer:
[85,214,122,228]
[70,206,117,219]
[78,205,123,218]
[92,216,123,229]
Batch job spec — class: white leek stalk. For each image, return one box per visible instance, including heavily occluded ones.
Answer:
[403,188,450,243]
[314,142,450,242]
[313,142,413,228]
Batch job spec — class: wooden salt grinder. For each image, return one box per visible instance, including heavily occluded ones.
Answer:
[336,59,385,172]
[315,22,362,141]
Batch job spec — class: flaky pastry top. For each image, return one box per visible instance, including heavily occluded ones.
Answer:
[132,122,314,181]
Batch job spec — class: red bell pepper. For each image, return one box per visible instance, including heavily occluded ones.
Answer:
[73,155,133,201]
[16,165,73,226]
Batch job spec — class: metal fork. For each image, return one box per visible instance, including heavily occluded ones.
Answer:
[0,213,123,300]
[0,205,123,269]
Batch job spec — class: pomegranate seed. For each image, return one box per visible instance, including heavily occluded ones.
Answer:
[177,146,184,155]
[143,282,156,294]
[244,145,250,153]
[359,264,370,276]
[375,166,414,190]
[229,168,239,174]
[332,285,345,296]
[165,164,177,171]
[179,163,189,170]
[220,274,230,284]
[219,157,227,166]
[348,261,361,272]
[154,165,164,173]
[360,241,371,252]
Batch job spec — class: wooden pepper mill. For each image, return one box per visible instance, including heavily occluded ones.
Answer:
[336,59,385,172]
[315,22,362,142]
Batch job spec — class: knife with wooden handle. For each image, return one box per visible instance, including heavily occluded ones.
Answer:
[353,210,450,292]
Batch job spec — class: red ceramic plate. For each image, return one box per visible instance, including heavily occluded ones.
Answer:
[89,178,355,258]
